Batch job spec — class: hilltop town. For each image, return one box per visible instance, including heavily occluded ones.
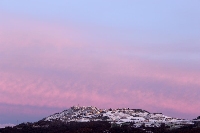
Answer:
[44,106,196,129]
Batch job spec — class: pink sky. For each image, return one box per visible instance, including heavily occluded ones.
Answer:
[0,2,200,123]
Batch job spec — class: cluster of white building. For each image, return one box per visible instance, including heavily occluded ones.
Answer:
[45,106,197,129]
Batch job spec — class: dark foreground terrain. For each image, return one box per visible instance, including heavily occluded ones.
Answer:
[1,121,200,133]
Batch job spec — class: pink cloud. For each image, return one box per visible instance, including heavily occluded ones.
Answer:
[0,62,200,118]
[0,13,200,119]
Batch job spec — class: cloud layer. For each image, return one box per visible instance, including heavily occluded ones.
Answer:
[0,12,200,123]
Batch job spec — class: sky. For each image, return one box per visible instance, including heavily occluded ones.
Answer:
[0,0,200,124]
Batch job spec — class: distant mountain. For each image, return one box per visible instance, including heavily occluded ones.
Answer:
[43,106,195,128]
[0,124,15,128]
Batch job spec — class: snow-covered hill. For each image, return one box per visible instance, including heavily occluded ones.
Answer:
[43,106,194,128]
